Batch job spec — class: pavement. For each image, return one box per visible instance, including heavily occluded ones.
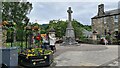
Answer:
[53,44,119,68]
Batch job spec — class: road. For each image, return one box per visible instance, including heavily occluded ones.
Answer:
[53,44,119,68]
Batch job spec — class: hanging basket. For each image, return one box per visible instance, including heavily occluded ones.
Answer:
[32,26,40,31]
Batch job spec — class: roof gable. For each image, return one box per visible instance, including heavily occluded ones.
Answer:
[92,9,120,19]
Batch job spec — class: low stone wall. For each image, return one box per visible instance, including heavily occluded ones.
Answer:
[81,39,100,44]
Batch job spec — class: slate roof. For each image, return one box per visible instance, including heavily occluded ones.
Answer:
[92,9,120,19]
[82,29,92,37]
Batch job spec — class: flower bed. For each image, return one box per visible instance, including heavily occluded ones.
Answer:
[18,48,53,67]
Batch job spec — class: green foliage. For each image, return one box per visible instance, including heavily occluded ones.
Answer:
[72,19,84,39]
[43,19,92,40]
[2,2,32,24]
[83,25,92,31]
[47,20,67,38]
[2,2,33,42]
[40,24,49,34]
[16,28,25,41]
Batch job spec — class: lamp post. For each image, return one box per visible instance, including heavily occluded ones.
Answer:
[25,26,29,49]
[24,17,29,49]
[9,21,15,47]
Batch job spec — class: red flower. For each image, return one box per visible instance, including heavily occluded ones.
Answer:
[36,36,41,40]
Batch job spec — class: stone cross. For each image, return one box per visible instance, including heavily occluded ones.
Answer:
[62,7,77,45]
[67,7,73,22]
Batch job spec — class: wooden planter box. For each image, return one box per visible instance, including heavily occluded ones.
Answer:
[18,53,53,67]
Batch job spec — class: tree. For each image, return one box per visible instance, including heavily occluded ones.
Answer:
[72,19,84,39]
[2,2,33,43]
[47,19,92,40]
[2,2,32,26]
[47,20,67,38]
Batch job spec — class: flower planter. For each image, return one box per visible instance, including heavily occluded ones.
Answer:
[18,48,53,67]
[18,53,53,67]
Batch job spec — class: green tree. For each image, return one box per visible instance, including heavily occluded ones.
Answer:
[2,2,32,25]
[2,2,33,43]
[72,19,84,39]
[41,19,92,41]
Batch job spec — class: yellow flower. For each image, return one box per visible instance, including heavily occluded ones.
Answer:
[33,62,36,65]
[31,49,34,51]
[33,54,36,56]
[22,53,25,55]
[39,50,42,53]
[26,56,28,59]
[28,50,31,52]
[44,56,47,59]
[27,54,35,57]
[48,52,51,55]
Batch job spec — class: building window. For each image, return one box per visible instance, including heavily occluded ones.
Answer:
[114,15,118,22]
[114,15,118,19]
[114,15,118,29]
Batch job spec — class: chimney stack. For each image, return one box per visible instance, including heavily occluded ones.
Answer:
[98,4,105,16]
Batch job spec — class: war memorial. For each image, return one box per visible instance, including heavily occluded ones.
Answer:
[0,1,120,68]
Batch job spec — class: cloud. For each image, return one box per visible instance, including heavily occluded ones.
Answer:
[27,2,118,25]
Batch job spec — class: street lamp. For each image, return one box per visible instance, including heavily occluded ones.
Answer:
[24,17,29,49]
[8,21,16,47]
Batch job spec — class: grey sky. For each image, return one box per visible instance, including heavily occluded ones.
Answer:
[27,2,119,25]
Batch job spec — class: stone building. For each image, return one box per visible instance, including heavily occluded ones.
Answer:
[91,4,120,40]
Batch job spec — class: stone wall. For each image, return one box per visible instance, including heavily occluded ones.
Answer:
[92,18,105,36]
[92,15,118,37]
